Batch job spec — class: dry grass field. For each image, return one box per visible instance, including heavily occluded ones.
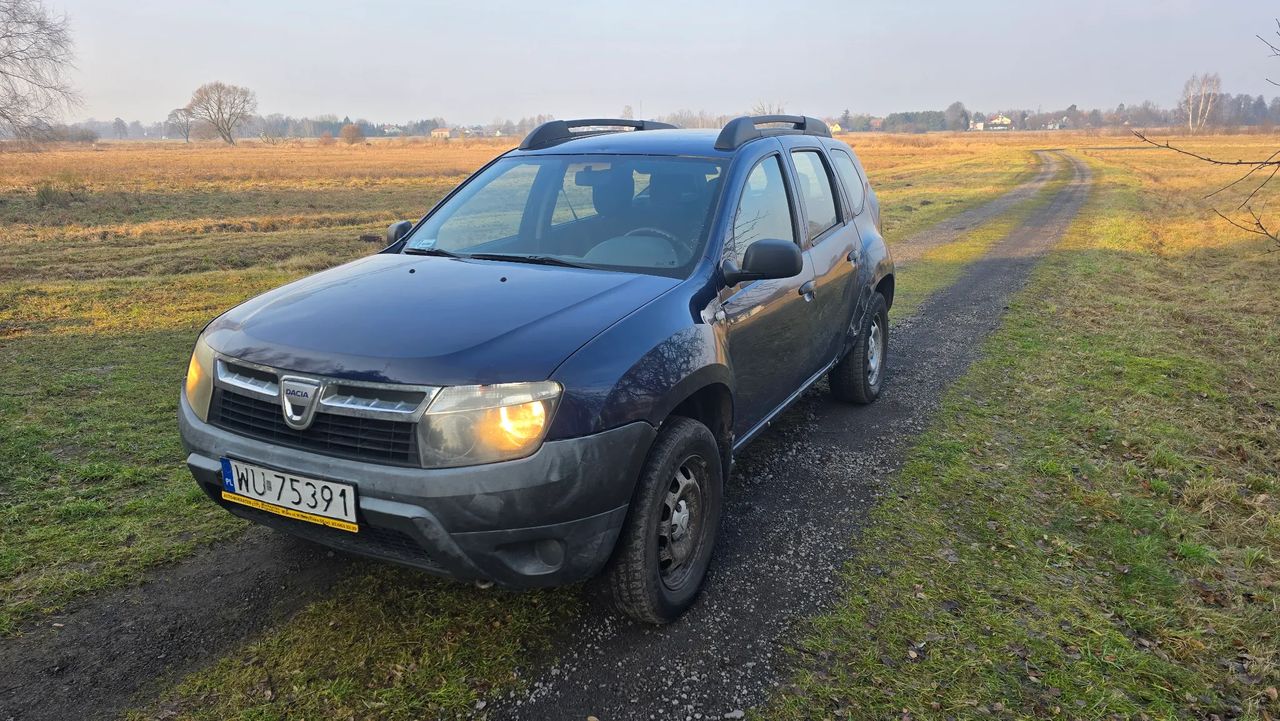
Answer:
[1,131,1276,719]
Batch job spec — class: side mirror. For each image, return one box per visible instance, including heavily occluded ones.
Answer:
[720,238,803,286]
[386,220,414,245]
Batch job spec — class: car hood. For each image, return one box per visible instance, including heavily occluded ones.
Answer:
[204,253,679,386]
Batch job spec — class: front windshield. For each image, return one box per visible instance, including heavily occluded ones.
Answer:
[403,154,726,277]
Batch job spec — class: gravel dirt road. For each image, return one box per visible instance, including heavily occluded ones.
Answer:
[0,151,1089,721]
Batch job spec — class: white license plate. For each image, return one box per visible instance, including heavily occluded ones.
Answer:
[220,458,358,533]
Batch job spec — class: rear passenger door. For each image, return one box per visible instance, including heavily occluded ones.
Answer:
[779,137,861,368]
[827,145,877,334]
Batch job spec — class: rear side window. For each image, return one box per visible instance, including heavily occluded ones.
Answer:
[731,156,796,258]
[790,151,839,241]
[830,149,866,215]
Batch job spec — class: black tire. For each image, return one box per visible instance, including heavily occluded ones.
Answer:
[830,292,888,404]
[602,416,723,624]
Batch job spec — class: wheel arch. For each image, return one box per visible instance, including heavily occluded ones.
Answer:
[875,273,895,310]
[654,369,734,480]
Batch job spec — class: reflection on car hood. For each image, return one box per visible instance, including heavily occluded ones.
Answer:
[204,253,679,386]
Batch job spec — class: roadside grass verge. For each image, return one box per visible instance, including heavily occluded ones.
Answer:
[763,152,1279,719]
[130,568,577,721]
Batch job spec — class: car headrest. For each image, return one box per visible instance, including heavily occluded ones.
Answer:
[590,169,635,218]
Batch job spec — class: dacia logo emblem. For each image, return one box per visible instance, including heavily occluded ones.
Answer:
[279,376,323,430]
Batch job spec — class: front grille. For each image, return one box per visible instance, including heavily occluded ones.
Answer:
[224,500,441,570]
[210,388,418,466]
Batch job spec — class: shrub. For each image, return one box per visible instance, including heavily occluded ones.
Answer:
[317,131,335,146]
[339,124,364,145]
[35,181,73,207]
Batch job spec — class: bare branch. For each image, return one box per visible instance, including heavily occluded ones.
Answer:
[1135,128,1280,248]
[1132,131,1280,167]
[1213,208,1280,245]
[0,0,78,137]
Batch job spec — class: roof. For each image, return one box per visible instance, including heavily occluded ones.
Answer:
[511,128,733,158]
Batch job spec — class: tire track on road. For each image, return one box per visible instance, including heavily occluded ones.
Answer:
[495,152,1091,721]
[890,150,1060,266]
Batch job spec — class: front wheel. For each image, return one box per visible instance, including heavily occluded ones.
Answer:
[601,416,723,624]
[830,292,888,404]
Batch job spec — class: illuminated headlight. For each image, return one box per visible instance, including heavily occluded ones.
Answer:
[184,335,215,422]
[418,381,561,468]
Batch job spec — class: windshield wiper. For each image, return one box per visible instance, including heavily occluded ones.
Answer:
[402,246,459,258]
[466,253,589,269]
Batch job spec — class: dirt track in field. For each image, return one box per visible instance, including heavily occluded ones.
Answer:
[0,151,1090,721]
[888,150,1061,265]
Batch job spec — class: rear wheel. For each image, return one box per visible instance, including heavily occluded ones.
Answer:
[602,416,723,624]
[830,292,888,404]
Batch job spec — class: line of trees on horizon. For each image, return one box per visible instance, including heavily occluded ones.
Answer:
[832,85,1280,134]
[26,71,1280,145]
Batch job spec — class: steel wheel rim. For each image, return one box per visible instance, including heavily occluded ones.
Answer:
[867,317,884,386]
[657,455,707,590]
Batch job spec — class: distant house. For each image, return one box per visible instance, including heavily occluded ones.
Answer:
[986,114,1013,131]
[969,120,985,131]
[868,117,884,131]
[381,125,403,136]
[828,122,843,134]
[430,127,451,139]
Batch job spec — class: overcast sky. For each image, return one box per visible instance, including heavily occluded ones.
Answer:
[56,0,1279,124]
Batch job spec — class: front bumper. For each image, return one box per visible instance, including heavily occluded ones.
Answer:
[179,394,654,588]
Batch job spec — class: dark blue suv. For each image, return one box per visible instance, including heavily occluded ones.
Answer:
[179,115,894,623]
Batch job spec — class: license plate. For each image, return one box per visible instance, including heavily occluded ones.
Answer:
[220,458,358,533]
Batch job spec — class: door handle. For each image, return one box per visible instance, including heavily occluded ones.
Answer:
[798,280,816,300]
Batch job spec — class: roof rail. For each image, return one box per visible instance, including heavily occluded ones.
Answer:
[714,114,831,151]
[518,118,678,150]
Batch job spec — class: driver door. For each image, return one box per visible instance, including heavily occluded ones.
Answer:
[719,150,818,438]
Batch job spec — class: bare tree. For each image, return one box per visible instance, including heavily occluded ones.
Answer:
[166,107,192,142]
[1135,25,1280,248]
[0,0,78,137]
[750,101,786,116]
[187,81,256,145]
[1181,72,1221,133]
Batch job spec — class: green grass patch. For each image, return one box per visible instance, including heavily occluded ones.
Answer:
[0,328,246,633]
[762,156,1280,719]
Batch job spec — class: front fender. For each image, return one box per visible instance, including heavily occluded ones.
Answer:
[547,282,729,439]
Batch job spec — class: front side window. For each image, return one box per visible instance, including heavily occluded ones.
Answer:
[790,150,840,241]
[731,155,796,258]
[434,163,538,248]
[406,155,724,278]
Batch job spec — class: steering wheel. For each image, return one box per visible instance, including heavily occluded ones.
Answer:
[623,227,683,258]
